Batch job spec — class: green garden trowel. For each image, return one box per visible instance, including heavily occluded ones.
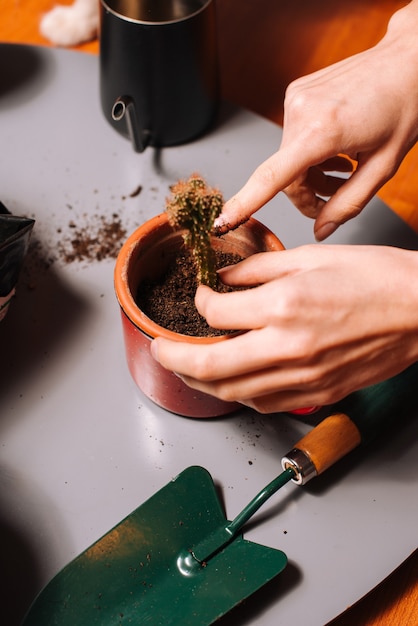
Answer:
[22,362,418,625]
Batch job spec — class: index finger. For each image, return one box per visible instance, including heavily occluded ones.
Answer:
[215,143,318,233]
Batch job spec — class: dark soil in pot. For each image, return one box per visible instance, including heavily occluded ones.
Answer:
[136,248,243,337]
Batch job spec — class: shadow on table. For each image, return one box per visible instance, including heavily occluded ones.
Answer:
[0,44,56,108]
[0,513,40,626]
[217,559,302,626]
[0,231,90,409]
[0,463,73,626]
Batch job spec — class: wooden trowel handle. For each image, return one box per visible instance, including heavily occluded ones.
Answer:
[282,361,418,484]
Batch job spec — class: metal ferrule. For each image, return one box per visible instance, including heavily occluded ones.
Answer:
[281,448,317,485]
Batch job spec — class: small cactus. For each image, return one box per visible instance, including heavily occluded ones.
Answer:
[165,174,223,288]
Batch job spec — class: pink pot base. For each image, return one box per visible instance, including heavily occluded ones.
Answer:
[120,309,239,418]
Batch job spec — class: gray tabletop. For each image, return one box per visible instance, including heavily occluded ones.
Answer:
[0,44,417,625]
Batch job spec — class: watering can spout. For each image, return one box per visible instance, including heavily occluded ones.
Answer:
[111,96,150,153]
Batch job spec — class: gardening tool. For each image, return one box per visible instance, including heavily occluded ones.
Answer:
[22,362,418,625]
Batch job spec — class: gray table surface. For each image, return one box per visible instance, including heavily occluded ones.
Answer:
[0,44,417,626]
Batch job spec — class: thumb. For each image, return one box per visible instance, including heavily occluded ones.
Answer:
[313,156,392,241]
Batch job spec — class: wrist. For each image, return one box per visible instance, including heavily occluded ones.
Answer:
[385,1,418,49]
[375,2,418,110]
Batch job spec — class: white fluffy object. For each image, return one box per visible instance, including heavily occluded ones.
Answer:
[40,0,99,47]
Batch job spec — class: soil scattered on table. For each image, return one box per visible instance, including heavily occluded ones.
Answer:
[56,213,127,263]
[20,212,128,289]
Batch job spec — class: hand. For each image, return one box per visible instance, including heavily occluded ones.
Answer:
[215,2,418,241]
[151,245,418,413]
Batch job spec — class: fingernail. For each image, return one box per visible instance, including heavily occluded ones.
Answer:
[315,222,338,241]
[213,215,225,229]
[213,215,228,234]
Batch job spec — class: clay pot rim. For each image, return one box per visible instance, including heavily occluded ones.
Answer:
[114,213,284,344]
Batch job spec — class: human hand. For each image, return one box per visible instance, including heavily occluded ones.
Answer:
[151,245,418,413]
[215,3,418,241]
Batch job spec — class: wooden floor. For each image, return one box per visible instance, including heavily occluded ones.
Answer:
[1,2,417,626]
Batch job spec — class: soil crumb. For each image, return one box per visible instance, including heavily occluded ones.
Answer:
[57,213,127,263]
[20,212,128,289]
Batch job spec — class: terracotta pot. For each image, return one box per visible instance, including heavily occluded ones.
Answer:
[114,213,284,418]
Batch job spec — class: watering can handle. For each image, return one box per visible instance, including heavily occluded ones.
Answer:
[282,361,418,484]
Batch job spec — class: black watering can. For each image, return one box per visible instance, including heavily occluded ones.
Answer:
[99,0,219,152]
